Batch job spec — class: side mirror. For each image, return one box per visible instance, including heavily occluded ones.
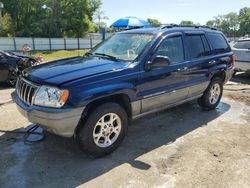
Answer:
[146,55,170,70]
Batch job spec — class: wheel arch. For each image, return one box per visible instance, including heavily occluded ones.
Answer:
[75,93,132,134]
[210,70,226,83]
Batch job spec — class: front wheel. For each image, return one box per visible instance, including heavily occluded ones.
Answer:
[75,103,128,157]
[198,77,223,110]
[8,70,18,86]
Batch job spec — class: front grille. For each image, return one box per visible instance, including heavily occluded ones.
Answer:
[16,78,39,105]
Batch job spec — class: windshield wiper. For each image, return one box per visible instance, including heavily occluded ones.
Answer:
[94,53,118,61]
[84,52,93,57]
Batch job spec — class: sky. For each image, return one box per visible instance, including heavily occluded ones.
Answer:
[101,0,250,26]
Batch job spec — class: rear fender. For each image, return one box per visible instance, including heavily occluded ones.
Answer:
[208,64,227,80]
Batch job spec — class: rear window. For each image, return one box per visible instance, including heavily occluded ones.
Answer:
[186,35,209,59]
[207,33,230,54]
[234,40,250,49]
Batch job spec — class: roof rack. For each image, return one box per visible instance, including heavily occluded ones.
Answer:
[160,24,217,31]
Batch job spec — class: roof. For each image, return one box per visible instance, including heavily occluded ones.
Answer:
[119,25,221,35]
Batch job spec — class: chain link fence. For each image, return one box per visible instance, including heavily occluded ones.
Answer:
[0,34,104,51]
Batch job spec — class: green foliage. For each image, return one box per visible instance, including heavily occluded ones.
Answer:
[180,20,195,26]
[239,7,250,36]
[0,0,101,37]
[206,8,250,37]
[147,18,161,27]
[0,13,12,36]
[206,13,239,37]
[1,2,249,38]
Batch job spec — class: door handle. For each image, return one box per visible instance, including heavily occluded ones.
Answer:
[208,60,216,64]
[177,67,188,71]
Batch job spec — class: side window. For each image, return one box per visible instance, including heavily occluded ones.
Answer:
[201,35,211,55]
[234,40,250,49]
[207,33,230,54]
[186,35,207,59]
[154,36,184,64]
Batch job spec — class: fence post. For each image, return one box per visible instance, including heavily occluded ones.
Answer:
[32,37,35,51]
[49,37,52,51]
[64,38,66,50]
[90,38,93,49]
[77,38,80,50]
[13,37,17,51]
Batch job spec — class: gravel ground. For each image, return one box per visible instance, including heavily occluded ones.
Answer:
[0,73,249,188]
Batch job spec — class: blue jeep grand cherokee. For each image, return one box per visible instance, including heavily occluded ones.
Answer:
[12,25,234,157]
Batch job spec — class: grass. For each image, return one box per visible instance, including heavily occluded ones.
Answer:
[30,50,89,62]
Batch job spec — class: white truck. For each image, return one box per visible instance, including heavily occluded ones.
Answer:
[232,38,250,73]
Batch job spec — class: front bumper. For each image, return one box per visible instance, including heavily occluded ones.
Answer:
[12,91,84,137]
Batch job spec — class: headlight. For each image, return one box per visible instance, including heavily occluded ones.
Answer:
[34,86,69,108]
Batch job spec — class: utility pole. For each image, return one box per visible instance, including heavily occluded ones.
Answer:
[0,2,4,23]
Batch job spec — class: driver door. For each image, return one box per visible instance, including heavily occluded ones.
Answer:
[138,33,190,113]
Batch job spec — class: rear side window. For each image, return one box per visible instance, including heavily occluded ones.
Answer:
[201,35,211,55]
[186,35,208,59]
[154,35,184,64]
[207,33,230,54]
[234,40,250,49]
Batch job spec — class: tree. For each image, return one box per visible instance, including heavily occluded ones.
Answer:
[238,7,250,36]
[206,20,216,28]
[224,12,239,37]
[0,13,12,36]
[91,8,109,32]
[180,20,194,26]
[147,18,161,27]
[93,9,108,28]
[206,12,240,37]
[0,0,102,37]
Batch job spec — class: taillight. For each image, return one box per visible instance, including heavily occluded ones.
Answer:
[231,54,236,67]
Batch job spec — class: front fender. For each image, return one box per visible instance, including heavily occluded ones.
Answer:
[71,82,137,107]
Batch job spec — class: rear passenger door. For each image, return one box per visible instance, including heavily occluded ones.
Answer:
[184,33,212,97]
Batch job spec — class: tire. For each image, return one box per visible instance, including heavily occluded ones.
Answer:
[75,102,128,157]
[8,70,18,87]
[198,77,223,111]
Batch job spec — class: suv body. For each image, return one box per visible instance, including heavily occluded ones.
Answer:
[12,26,234,157]
[232,38,250,72]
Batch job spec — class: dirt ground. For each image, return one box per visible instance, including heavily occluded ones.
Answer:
[0,73,250,188]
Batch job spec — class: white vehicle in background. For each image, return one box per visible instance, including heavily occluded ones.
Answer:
[232,38,250,73]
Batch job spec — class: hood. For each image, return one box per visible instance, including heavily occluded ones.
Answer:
[23,56,129,85]
[4,51,27,59]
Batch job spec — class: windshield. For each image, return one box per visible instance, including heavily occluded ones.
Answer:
[91,33,154,61]
[234,40,250,49]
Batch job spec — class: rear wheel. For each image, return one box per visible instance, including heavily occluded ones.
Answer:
[198,77,223,110]
[75,103,128,157]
